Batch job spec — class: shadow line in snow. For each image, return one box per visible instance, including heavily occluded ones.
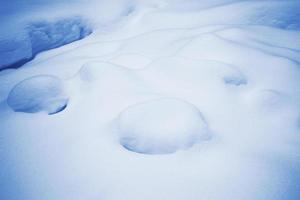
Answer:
[0,17,92,71]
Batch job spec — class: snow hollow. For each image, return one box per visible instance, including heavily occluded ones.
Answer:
[0,17,92,70]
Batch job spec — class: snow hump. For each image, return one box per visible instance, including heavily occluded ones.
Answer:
[7,75,69,115]
[117,98,211,155]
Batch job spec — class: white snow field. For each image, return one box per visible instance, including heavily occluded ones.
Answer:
[0,0,300,200]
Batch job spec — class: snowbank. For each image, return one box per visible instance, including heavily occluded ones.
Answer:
[0,17,92,70]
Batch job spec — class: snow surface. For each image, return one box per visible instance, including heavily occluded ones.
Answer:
[7,75,68,114]
[0,17,92,70]
[0,0,300,200]
[117,98,211,154]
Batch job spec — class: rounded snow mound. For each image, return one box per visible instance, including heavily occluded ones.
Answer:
[117,98,211,155]
[251,89,287,112]
[7,75,68,115]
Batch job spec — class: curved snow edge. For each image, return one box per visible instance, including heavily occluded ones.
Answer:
[0,16,92,70]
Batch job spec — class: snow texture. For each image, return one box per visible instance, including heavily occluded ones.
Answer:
[117,98,211,154]
[0,17,92,70]
[7,75,68,114]
[1,0,300,200]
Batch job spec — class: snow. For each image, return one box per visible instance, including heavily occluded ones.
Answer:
[117,98,211,154]
[7,75,68,114]
[1,0,300,200]
[0,17,92,70]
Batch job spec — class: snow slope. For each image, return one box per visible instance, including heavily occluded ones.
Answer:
[0,0,300,200]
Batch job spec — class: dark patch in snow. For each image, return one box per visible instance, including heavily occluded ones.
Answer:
[48,99,68,115]
[4,57,32,69]
[0,17,92,70]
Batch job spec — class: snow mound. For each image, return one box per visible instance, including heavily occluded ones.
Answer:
[0,17,92,70]
[78,61,134,83]
[117,98,211,154]
[249,89,287,112]
[7,75,68,115]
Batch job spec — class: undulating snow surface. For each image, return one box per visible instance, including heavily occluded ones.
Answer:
[1,0,300,200]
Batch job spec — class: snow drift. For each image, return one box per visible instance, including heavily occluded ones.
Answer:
[117,98,211,154]
[1,0,300,200]
[7,75,68,114]
[0,17,92,70]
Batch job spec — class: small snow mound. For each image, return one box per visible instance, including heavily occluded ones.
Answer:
[78,62,107,82]
[255,89,287,110]
[117,98,211,155]
[245,89,288,113]
[78,61,134,84]
[78,62,119,82]
[7,75,68,115]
